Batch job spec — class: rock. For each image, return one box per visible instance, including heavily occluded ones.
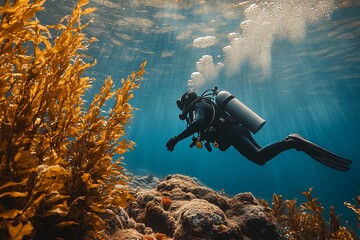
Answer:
[115,174,281,240]
[156,174,229,210]
[227,193,280,240]
[127,188,176,236]
[143,201,176,236]
[104,207,137,234]
[111,229,145,240]
[129,174,161,190]
[173,199,240,240]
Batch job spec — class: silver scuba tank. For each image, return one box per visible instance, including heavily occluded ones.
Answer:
[215,91,266,134]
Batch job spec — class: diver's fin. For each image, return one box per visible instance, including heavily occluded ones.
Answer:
[288,133,352,172]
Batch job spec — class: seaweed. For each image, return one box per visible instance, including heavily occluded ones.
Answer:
[0,0,145,239]
[345,196,360,228]
[260,188,358,239]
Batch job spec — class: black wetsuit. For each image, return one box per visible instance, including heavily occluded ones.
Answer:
[174,100,293,166]
[167,97,351,171]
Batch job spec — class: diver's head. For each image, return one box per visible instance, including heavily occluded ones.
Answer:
[176,91,197,111]
[177,91,198,121]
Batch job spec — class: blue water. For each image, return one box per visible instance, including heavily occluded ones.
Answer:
[41,0,360,230]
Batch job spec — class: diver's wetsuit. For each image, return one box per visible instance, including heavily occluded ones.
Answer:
[174,100,293,166]
[167,92,351,171]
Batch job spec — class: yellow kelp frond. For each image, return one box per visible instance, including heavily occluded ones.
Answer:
[260,189,358,239]
[345,196,360,227]
[0,0,145,239]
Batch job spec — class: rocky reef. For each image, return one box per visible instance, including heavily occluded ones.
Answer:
[110,174,280,240]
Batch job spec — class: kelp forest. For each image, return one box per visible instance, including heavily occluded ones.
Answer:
[259,188,359,239]
[0,0,145,239]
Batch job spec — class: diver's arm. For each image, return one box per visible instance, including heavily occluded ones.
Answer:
[166,104,206,151]
[176,104,205,141]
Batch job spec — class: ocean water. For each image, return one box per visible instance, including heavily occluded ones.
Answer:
[40,0,360,229]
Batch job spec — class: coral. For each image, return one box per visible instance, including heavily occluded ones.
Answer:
[142,232,167,240]
[153,233,167,240]
[144,236,155,240]
[125,174,279,240]
[161,197,173,211]
[0,0,145,239]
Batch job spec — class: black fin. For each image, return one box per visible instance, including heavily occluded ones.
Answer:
[288,133,352,172]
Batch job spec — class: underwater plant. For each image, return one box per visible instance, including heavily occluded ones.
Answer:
[345,196,360,228]
[0,0,145,239]
[259,188,358,239]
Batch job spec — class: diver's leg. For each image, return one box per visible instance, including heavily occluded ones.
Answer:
[230,128,351,171]
[255,140,293,163]
[233,138,292,165]
[229,125,293,165]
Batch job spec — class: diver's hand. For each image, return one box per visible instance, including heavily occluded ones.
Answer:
[166,136,178,152]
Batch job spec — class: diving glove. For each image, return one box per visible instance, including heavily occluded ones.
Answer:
[166,136,179,152]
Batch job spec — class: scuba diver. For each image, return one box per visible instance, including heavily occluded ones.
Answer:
[165,87,352,171]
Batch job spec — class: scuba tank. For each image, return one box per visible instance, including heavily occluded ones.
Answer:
[215,90,266,134]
